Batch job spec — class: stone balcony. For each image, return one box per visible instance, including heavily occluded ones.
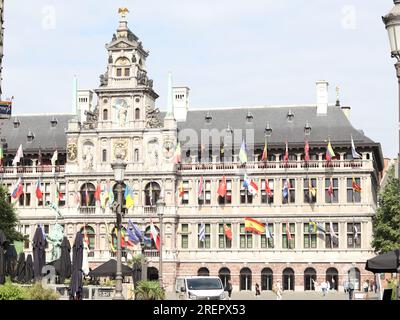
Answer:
[0,165,65,176]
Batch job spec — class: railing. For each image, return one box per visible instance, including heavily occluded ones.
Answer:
[0,165,65,174]
[144,206,156,214]
[79,207,96,214]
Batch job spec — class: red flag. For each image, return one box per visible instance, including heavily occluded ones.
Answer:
[217,176,227,198]
[150,220,161,251]
[178,181,185,198]
[56,184,63,201]
[352,178,362,193]
[286,222,292,241]
[265,179,273,197]
[284,140,289,163]
[304,140,310,161]
[94,184,101,202]
[223,224,233,241]
[35,179,43,200]
[328,178,334,198]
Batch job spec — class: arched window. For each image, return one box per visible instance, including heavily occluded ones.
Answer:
[144,182,161,206]
[135,108,140,120]
[348,267,361,291]
[304,267,317,291]
[283,268,295,291]
[134,149,139,162]
[218,268,231,288]
[261,268,273,291]
[102,149,107,162]
[239,268,252,291]
[103,109,108,121]
[147,267,159,281]
[145,225,160,250]
[80,183,96,207]
[326,268,339,291]
[197,267,210,276]
[80,225,95,250]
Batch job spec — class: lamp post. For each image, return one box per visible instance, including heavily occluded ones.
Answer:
[140,224,147,281]
[156,198,165,287]
[383,0,400,301]
[111,155,127,300]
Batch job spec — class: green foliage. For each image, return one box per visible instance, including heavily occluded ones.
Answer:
[134,280,165,300]
[0,185,24,242]
[24,283,59,300]
[129,254,146,266]
[0,282,28,300]
[372,168,400,253]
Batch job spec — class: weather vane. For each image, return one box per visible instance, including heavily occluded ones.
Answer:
[118,7,129,19]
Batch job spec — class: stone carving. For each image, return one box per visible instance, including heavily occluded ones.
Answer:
[83,109,99,130]
[67,143,78,162]
[112,33,117,41]
[82,144,94,170]
[100,72,108,86]
[163,140,175,160]
[137,69,148,85]
[145,105,162,128]
[118,105,128,127]
[113,99,128,127]
[108,55,113,64]
[113,140,128,161]
[147,139,160,167]
[132,53,137,63]
[46,224,64,261]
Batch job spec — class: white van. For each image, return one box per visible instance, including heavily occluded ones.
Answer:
[175,276,227,300]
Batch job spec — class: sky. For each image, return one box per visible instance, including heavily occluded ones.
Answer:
[2,0,398,157]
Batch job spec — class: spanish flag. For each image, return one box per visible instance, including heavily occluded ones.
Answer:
[352,178,362,193]
[244,217,265,234]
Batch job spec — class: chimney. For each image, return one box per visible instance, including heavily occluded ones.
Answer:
[316,80,329,115]
[173,86,190,122]
[341,106,351,120]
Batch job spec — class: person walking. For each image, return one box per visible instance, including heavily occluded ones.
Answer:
[255,283,261,298]
[363,280,369,300]
[326,280,331,293]
[348,281,355,300]
[343,279,349,294]
[321,281,327,296]
[273,280,283,300]
[225,280,233,300]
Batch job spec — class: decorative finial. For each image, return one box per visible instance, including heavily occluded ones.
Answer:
[336,86,341,107]
[118,7,129,19]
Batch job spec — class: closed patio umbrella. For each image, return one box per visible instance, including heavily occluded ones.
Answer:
[59,237,71,284]
[5,244,18,279]
[365,249,400,273]
[0,229,7,284]
[69,232,84,300]
[88,259,133,278]
[25,254,34,283]
[15,252,26,283]
[32,226,47,280]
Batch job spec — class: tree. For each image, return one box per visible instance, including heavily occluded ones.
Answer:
[0,185,23,243]
[372,168,400,253]
[134,280,165,300]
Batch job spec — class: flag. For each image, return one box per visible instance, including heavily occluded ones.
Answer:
[217,176,227,198]
[94,184,101,202]
[353,225,359,240]
[150,220,161,251]
[85,188,90,206]
[244,217,265,234]
[351,136,362,159]
[173,142,182,164]
[124,185,135,209]
[104,222,116,252]
[35,179,43,200]
[309,221,317,233]
[265,223,273,239]
[12,145,23,166]
[11,178,23,200]
[261,139,268,161]
[38,148,42,166]
[0,145,3,166]
[108,183,114,207]
[130,221,144,242]
[304,140,310,162]
[74,192,81,208]
[265,179,273,197]
[352,178,362,193]
[199,223,206,242]
[308,179,316,198]
[328,178,334,199]
[223,224,233,241]
[317,222,326,234]
[100,185,109,209]
[326,140,335,161]
[83,225,90,247]
[56,183,63,201]
[198,177,204,198]
[126,225,140,245]
[119,228,127,248]
[282,179,289,199]
[329,222,338,240]
[243,174,259,195]
[178,181,184,198]
[51,150,58,165]
[284,140,289,163]
[239,139,248,164]
[285,222,292,241]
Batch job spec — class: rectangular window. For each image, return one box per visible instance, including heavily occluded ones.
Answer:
[347,222,361,248]
[239,223,253,249]
[282,223,295,249]
[124,68,130,77]
[303,178,317,204]
[116,68,122,77]
[261,179,274,204]
[181,224,189,249]
[181,181,189,205]
[325,223,339,249]
[218,224,232,249]
[240,180,254,204]
[347,178,361,203]
[198,224,211,249]
[25,184,31,207]
[39,183,51,206]
[198,180,211,205]
[325,178,339,203]
[58,183,66,207]
[282,179,296,204]
[218,180,232,205]
[260,223,274,248]
[303,223,317,249]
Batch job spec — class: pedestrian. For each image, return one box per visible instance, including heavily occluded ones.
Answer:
[343,279,349,294]
[332,278,336,291]
[225,280,233,300]
[312,279,317,291]
[348,281,354,300]
[363,280,369,300]
[326,280,331,293]
[321,281,327,296]
[273,280,283,300]
[255,283,261,297]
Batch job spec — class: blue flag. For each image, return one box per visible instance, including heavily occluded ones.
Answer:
[129,220,143,242]
[126,227,140,245]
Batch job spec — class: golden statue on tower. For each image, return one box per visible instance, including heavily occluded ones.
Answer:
[118,7,129,19]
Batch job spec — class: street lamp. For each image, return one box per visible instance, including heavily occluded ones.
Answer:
[111,155,127,300]
[383,0,400,301]
[156,198,165,287]
[140,224,147,281]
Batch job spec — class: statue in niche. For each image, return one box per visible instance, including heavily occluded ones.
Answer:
[132,53,137,63]
[147,140,159,167]
[118,106,128,127]
[113,99,128,127]
[83,145,94,170]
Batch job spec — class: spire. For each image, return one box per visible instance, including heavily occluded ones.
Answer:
[335,86,341,107]
[72,75,78,116]
[117,7,131,38]
[166,72,174,118]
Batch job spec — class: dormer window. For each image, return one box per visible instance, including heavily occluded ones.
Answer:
[287,110,295,122]
[226,123,233,134]
[205,111,212,123]
[246,111,254,123]
[13,117,20,128]
[304,122,312,135]
[265,123,273,137]
[50,117,58,127]
[27,131,35,142]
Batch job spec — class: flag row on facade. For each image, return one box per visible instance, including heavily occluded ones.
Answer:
[2,145,59,167]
